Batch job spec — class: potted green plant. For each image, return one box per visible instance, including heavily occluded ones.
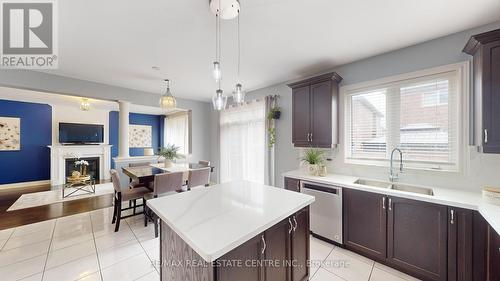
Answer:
[267,106,281,120]
[299,148,325,176]
[158,144,183,168]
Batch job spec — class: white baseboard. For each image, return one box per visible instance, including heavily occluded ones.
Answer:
[0,180,51,190]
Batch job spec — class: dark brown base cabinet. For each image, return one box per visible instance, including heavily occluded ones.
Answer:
[343,189,476,281]
[284,177,301,193]
[343,189,387,261]
[160,207,310,281]
[488,226,500,281]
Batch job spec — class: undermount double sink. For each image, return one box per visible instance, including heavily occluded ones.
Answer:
[354,179,434,196]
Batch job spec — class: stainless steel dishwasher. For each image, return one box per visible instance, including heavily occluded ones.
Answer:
[300,181,343,244]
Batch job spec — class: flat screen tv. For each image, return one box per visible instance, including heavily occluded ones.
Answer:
[59,123,104,144]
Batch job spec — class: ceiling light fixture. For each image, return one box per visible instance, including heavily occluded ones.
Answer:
[159,79,177,110]
[232,9,245,105]
[211,1,228,111]
[209,0,240,20]
[80,98,91,111]
[212,89,227,111]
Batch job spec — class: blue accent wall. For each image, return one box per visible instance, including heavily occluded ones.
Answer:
[0,100,52,184]
[109,111,164,168]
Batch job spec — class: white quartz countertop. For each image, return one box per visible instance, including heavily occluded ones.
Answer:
[146,181,314,262]
[283,170,500,235]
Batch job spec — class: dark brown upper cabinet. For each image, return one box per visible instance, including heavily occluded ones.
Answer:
[288,72,343,148]
[464,28,500,153]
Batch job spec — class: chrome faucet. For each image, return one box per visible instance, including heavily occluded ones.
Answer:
[389,148,403,182]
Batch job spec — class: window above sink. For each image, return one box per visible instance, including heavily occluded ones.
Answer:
[342,62,469,173]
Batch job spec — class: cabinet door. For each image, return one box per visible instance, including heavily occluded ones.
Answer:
[447,207,473,281]
[284,177,300,192]
[216,234,264,281]
[292,85,311,147]
[291,207,310,281]
[482,40,500,153]
[488,226,500,281]
[310,80,332,148]
[387,197,447,281]
[343,189,387,261]
[264,218,292,281]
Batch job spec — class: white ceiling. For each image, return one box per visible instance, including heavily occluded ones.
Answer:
[43,0,500,101]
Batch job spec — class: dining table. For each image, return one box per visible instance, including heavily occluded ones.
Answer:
[121,163,215,189]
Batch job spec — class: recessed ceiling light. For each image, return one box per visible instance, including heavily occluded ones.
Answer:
[152,66,160,71]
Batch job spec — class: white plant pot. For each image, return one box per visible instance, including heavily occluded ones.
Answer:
[307,164,319,176]
[164,159,174,168]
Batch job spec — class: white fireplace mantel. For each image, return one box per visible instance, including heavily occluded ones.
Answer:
[48,145,113,186]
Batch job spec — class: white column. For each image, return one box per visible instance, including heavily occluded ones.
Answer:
[118,101,130,158]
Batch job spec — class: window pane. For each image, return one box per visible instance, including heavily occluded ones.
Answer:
[350,90,387,159]
[400,80,450,163]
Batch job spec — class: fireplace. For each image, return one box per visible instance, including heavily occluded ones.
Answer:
[65,157,100,182]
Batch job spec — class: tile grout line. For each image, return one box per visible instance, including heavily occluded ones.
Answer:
[40,218,57,281]
[367,261,375,281]
[89,211,105,281]
[0,227,16,251]
[125,217,160,276]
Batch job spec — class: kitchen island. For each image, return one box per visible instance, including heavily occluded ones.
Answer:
[147,181,315,281]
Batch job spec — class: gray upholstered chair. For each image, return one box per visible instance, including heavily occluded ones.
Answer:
[198,160,211,167]
[129,162,151,167]
[127,162,151,209]
[143,172,184,237]
[188,167,211,188]
[110,169,151,232]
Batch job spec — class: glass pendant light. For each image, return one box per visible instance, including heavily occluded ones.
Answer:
[213,61,221,82]
[233,83,245,104]
[212,89,227,111]
[159,79,176,110]
[232,8,245,105]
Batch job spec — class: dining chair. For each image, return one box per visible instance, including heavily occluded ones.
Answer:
[198,160,211,166]
[143,172,184,237]
[128,162,151,208]
[188,167,211,188]
[110,169,152,232]
[129,162,151,167]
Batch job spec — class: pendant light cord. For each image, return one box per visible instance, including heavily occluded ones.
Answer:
[237,8,240,81]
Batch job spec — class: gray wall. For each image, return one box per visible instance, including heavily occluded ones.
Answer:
[246,21,500,190]
[0,70,213,165]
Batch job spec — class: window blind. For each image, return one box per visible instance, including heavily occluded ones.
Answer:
[345,70,460,170]
[165,112,189,155]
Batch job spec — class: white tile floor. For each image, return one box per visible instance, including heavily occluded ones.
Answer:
[0,207,421,281]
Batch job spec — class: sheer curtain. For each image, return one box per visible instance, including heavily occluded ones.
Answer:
[220,99,266,184]
[165,112,189,156]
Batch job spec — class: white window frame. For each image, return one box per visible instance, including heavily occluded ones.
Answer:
[341,62,470,173]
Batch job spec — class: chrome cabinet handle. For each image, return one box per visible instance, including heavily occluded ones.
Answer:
[485,129,488,144]
[450,209,455,225]
[288,218,293,234]
[261,235,266,255]
[388,198,392,211]
[382,197,386,210]
[293,216,298,232]
[296,180,300,191]
[310,133,313,142]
